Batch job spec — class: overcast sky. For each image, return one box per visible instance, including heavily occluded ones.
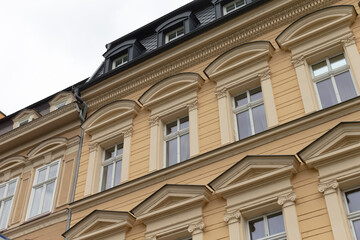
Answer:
[0,0,192,116]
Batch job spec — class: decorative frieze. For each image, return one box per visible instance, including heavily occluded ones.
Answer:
[224,209,241,223]
[277,192,296,207]
[341,34,356,47]
[258,68,271,82]
[188,221,205,234]
[149,116,160,127]
[291,55,305,67]
[88,142,99,152]
[121,127,133,138]
[215,88,227,99]
[318,180,339,195]
[187,100,198,111]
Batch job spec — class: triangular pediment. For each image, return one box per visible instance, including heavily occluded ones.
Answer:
[276,5,356,50]
[204,41,274,80]
[209,155,299,191]
[63,210,135,240]
[49,91,75,105]
[12,109,40,122]
[299,122,360,161]
[131,184,211,218]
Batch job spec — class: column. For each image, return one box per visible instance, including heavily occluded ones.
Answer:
[121,127,132,182]
[188,221,205,240]
[84,142,99,196]
[215,87,233,145]
[277,192,301,240]
[224,210,241,240]
[149,116,160,172]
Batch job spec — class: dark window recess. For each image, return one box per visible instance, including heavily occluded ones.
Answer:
[103,39,145,72]
[212,0,252,18]
[155,11,200,47]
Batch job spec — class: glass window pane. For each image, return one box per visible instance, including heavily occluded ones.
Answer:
[234,93,248,108]
[42,182,55,213]
[250,87,263,102]
[0,186,5,199]
[166,120,178,135]
[166,139,178,167]
[48,163,58,179]
[226,4,235,12]
[104,146,115,160]
[236,110,252,140]
[116,144,124,156]
[346,188,360,213]
[114,160,122,187]
[30,187,43,217]
[7,181,16,197]
[334,71,357,102]
[316,78,337,108]
[330,54,347,70]
[353,219,360,239]
[268,212,285,235]
[235,0,245,7]
[177,27,184,36]
[180,134,190,162]
[102,164,113,191]
[312,60,329,77]
[0,199,12,229]
[180,116,189,130]
[37,168,47,184]
[252,104,267,134]
[249,218,265,240]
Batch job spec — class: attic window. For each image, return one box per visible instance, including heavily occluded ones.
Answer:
[18,118,30,127]
[112,53,129,69]
[165,26,185,43]
[223,0,246,15]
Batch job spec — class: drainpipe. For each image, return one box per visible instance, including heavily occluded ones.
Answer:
[64,87,87,238]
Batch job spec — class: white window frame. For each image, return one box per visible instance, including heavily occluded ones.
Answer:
[233,87,266,140]
[343,186,360,240]
[26,160,60,220]
[112,53,128,69]
[165,26,185,43]
[163,116,190,167]
[310,53,358,109]
[223,0,246,15]
[0,178,18,230]
[247,211,286,240]
[54,100,67,110]
[99,143,123,191]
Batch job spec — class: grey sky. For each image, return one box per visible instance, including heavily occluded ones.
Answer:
[0,0,192,115]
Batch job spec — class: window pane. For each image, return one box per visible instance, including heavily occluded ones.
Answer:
[250,87,263,102]
[316,78,337,108]
[114,160,122,186]
[104,146,115,160]
[177,27,184,36]
[180,134,190,162]
[0,186,5,199]
[268,212,285,235]
[166,120,178,135]
[234,93,248,108]
[37,168,47,184]
[236,110,252,140]
[166,139,178,167]
[102,164,113,190]
[252,104,267,134]
[180,116,189,130]
[330,54,347,70]
[249,218,265,240]
[116,143,124,156]
[226,4,235,13]
[353,219,360,239]
[312,60,328,77]
[334,71,357,102]
[42,182,55,213]
[48,163,58,179]
[30,187,43,217]
[0,199,12,229]
[235,0,245,7]
[7,181,16,197]
[346,188,360,213]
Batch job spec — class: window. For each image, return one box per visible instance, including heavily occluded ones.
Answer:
[344,187,360,239]
[27,160,60,219]
[164,116,190,167]
[54,101,67,110]
[248,212,286,240]
[112,53,128,69]
[0,178,17,230]
[165,26,185,43]
[311,53,357,109]
[18,118,30,127]
[234,87,267,140]
[101,143,123,191]
[223,0,246,15]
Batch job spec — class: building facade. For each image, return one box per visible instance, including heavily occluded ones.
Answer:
[1,0,360,239]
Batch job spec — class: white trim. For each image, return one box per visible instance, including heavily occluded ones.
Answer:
[223,0,246,15]
[0,177,18,230]
[99,143,123,191]
[165,26,185,43]
[247,211,287,240]
[343,186,360,240]
[112,53,128,69]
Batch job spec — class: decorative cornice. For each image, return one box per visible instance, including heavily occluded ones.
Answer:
[291,55,305,67]
[89,142,99,152]
[121,127,133,138]
[277,192,296,206]
[188,221,205,234]
[318,180,339,195]
[224,210,241,223]
[144,236,156,240]
[258,68,271,82]
[187,100,198,111]
[86,0,338,110]
[341,34,356,47]
[149,116,160,127]
[215,87,227,99]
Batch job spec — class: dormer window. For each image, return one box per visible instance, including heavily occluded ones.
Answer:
[165,26,185,43]
[49,92,75,112]
[213,0,249,18]
[223,0,245,15]
[12,109,40,129]
[112,53,128,69]
[18,118,30,127]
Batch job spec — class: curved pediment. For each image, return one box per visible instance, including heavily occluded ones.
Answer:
[28,137,68,158]
[82,100,141,134]
[276,5,357,50]
[138,73,204,108]
[0,156,26,173]
[204,41,274,80]
[209,155,299,194]
[131,184,211,219]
